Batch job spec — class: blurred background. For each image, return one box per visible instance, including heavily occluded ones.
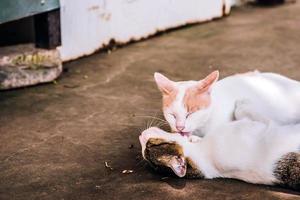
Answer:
[0,0,291,89]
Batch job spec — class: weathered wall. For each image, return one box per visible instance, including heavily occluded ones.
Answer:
[59,0,239,61]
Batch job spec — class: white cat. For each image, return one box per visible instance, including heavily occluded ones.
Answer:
[154,71,300,136]
[139,117,300,189]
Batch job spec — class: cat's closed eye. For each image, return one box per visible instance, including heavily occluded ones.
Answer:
[170,113,176,119]
[186,112,193,119]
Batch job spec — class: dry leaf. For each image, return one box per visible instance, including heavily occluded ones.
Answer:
[104,161,113,170]
[122,170,133,174]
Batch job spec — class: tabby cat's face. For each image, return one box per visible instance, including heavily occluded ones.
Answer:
[140,132,204,178]
[143,138,187,177]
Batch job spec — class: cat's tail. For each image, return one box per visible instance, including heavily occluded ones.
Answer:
[274,152,300,190]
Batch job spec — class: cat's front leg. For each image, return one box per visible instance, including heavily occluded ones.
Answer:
[139,127,191,155]
[140,127,172,144]
[140,127,187,145]
[234,99,270,124]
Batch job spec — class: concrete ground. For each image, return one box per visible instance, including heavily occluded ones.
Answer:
[1,2,300,200]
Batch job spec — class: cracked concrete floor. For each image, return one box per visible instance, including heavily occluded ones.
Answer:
[1,2,300,200]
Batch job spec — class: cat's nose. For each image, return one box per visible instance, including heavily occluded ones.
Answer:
[176,125,185,132]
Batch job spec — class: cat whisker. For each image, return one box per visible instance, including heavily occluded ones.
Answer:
[136,158,146,166]
[141,121,151,132]
[134,115,168,123]
[146,119,152,129]
[151,112,160,128]
[152,121,165,128]
[136,114,170,136]
[135,160,149,170]
[148,114,157,128]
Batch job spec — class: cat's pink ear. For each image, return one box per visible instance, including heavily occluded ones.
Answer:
[154,72,176,95]
[197,70,219,93]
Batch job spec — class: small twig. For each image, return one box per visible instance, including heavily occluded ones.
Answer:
[105,161,113,170]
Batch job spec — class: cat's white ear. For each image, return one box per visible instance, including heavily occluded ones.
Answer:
[168,156,187,178]
[154,72,176,95]
[197,70,219,92]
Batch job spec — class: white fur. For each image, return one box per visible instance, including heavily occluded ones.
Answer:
[140,119,300,185]
[163,72,300,136]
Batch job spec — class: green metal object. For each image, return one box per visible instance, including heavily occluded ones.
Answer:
[0,0,60,24]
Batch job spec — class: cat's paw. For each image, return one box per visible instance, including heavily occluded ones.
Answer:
[188,135,202,143]
[140,127,166,145]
